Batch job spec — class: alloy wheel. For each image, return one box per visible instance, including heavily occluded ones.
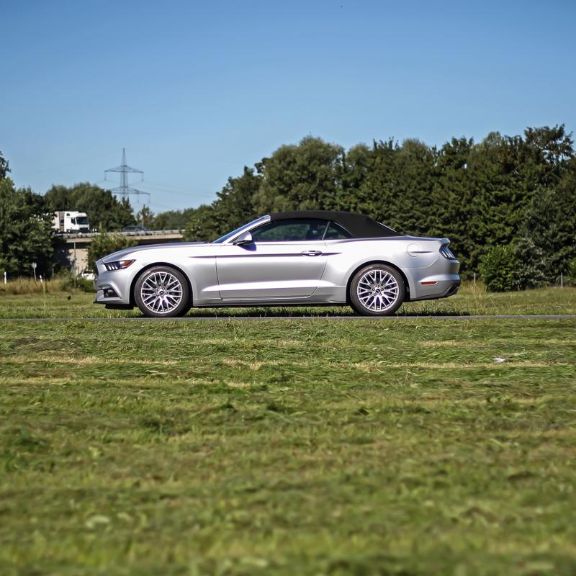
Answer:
[349,264,405,316]
[135,268,190,317]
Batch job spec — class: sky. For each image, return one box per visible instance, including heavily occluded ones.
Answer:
[1,0,575,213]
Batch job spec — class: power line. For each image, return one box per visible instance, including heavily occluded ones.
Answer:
[104,148,150,207]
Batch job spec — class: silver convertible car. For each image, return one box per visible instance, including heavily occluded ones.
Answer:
[94,211,460,317]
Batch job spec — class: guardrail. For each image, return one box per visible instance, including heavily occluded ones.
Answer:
[54,230,183,239]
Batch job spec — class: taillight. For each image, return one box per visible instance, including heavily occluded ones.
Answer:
[439,245,456,260]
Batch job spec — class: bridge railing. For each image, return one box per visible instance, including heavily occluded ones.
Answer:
[55,230,184,240]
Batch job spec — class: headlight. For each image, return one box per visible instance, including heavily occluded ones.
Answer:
[439,245,456,260]
[104,259,135,271]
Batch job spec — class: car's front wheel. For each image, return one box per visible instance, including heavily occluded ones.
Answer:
[349,264,405,316]
[134,266,191,317]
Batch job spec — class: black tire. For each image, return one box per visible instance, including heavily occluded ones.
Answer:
[134,266,191,318]
[349,264,405,316]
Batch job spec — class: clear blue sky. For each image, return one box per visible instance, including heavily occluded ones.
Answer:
[2,0,575,213]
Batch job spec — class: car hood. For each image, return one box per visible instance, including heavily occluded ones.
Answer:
[100,242,211,263]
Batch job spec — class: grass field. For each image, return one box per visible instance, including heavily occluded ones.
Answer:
[0,283,575,318]
[1,287,575,575]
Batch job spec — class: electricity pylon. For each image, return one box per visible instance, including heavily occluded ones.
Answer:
[105,148,150,205]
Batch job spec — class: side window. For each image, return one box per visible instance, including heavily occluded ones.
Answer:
[252,219,328,242]
[324,222,351,240]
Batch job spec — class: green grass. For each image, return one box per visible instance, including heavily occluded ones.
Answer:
[0,283,575,318]
[0,290,575,575]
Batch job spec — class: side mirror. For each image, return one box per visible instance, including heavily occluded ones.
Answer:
[233,231,253,246]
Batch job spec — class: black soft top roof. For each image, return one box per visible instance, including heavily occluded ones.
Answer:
[269,211,397,238]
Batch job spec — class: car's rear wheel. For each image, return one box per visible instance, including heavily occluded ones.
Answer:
[349,264,405,316]
[134,266,191,317]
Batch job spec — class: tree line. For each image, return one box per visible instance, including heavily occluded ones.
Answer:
[1,125,575,288]
[0,163,136,277]
[181,126,576,285]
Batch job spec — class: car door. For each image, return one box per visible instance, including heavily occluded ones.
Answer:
[216,219,328,301]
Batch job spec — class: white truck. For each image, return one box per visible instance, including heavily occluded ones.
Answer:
[53,211,90,233]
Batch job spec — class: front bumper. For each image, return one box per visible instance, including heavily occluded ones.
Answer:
[94,287,134,309]
[94,266,134,308]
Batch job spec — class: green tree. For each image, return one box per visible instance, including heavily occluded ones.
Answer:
[523,157,576,281]
[136,205,154,228]
[0,180,54,277]
[44,183,135,231]
[524,124,574,171]
[150,208,198,230]
[253,137,344,213]
[511,236,547,289]
[176,126,575,286]
[87,233,136,272]
[352,139,399,226]
[568,258,576,285]
[449,128,572,273]
[344,138,438,236]
[336,143,374,212]
[433,137,476,271]
[466,133,526,270]
[183,204,222,241]
[0,150,8,180]
[389,139,437,235]
[212,167,261,231]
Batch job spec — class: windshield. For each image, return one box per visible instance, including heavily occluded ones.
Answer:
[213,216,270,243]
[73,216,89,225]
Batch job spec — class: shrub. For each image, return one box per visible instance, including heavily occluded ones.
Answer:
[479,245,519,292]
[87,233,135,272]
[479,238,546,292]
[568,258,576,286]
[57,271,95,293]
[511,236,547,290]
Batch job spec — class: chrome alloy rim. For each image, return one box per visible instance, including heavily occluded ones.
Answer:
[140,271,183,314]
[356,269,399,312]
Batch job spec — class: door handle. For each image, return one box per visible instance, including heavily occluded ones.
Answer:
[301,250,323,257]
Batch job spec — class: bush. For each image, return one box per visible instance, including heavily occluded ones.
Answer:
[58,271,95,293]
[479,245,520,292]
[568,258,576,286]
[479,238,547,292]
[87,233,135,272]
[510,236,547,290]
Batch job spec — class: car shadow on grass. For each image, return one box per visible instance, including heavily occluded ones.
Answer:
[182,307,470,319]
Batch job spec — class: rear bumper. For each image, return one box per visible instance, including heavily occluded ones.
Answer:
[410,274,461,301]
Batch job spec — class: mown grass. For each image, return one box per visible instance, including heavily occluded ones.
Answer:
[0,283,575,318]
[0,291,575,575]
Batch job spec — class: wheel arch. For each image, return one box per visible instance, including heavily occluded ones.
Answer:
[345,260,411,304]
[130,262,193,307]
